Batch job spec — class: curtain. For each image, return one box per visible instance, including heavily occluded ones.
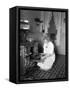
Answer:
[40,11,52,33]
[44,11,52,33]
[53,12,62,46]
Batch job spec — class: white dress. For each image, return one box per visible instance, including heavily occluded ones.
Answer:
[37,41,55,71]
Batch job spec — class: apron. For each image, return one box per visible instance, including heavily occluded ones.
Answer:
[37,41,55,70]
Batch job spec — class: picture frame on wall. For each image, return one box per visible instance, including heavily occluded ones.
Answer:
[9,6,68,84]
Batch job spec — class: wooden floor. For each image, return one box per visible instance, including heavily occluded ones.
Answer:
[20,55,66,80]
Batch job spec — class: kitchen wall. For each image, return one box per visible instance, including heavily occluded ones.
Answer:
[20,10,44,42]
[20,10,41,33]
